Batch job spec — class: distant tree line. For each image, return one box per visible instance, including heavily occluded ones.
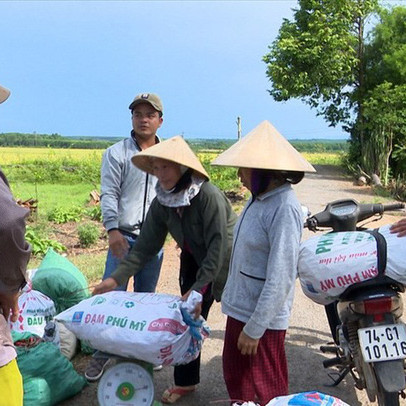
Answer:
[0,133,115,149]
[0,132,349,153]
[290,140,349,153]
[187,138,348,153]
[187,139,235,152]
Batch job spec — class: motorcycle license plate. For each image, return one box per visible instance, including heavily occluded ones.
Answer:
[358,324,406,363]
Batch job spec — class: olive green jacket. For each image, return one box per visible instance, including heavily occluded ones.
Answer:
[0,169,30,293]
[112,181,237,301]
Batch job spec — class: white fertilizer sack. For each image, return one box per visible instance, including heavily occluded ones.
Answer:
[298,224,406,305]
[55,291,209,366]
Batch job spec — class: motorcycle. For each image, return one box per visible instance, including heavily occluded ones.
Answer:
[303,198,406,406]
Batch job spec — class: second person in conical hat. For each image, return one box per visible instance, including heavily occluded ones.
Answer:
[212,121,314,405]
[93,135,237,404]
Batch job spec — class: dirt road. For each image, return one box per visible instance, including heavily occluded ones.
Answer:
[61,165,405,406]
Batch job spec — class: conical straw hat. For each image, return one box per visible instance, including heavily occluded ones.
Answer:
[212,120,316,172]
[0,85,10,104]
[131,135,209,179]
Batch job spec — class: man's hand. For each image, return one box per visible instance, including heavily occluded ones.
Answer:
[390,218,406,237]
[108,230,129,259]
[92,278,118,295]
[0,291,20,322]
[237,330,259,356]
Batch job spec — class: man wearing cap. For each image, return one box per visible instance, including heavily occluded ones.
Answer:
[0,84,31,405]
[85,93,164,381]
[212,121,315,405]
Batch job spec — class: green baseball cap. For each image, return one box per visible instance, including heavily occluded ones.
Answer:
[129,93,163,114]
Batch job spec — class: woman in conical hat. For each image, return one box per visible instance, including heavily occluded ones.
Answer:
[0,83,28,406]
[212,121,315,405]
[93,135,237,404]
[0,84,10,103]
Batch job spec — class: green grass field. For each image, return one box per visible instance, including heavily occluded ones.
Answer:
[4,148,343,216]
[11,182,98,213]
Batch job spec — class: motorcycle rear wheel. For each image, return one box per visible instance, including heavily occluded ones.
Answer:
[376,384,400,406]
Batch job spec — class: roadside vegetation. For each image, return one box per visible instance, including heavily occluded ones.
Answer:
[2,140,344,284]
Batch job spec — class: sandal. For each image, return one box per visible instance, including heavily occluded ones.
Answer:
[161,385,196,404]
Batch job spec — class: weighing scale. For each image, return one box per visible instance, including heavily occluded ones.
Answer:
[97,360,162,406]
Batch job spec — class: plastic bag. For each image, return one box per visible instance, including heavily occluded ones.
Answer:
[9,285,56,336]
[56,291,209,366]
[265,391,350,405]
[42,320,60,347]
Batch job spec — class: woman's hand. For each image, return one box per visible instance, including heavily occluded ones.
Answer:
[390,218,406,237]
[0,291,20,322]
[237,330,259,356]
[191,302,202,319]
[92,278,118,295]
[181,289,202,319]
[181,289,192,302]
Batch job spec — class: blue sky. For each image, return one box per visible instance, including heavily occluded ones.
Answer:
[0,1,404,140]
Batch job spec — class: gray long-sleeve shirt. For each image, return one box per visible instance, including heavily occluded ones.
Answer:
[100,135,158,235]
[221,183,303,339]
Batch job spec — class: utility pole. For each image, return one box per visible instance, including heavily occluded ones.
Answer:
[236,116,241,140]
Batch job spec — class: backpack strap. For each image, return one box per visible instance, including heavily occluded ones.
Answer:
[365,229,387,275]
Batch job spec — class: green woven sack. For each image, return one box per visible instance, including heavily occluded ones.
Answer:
[16,341,87,405]
[22,377,51,406]
[32,248,90,313]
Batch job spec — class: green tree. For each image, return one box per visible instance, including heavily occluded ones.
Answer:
[364,7,406,89]
[263,0,378,128]
[362,82,406,185]
[263,0,406,181]
[360,6,406,182]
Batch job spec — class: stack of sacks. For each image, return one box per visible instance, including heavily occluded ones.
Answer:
[31,248,91,356]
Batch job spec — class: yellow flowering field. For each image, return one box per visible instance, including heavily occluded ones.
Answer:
[1,147,104,164]
[1,147,341,166]
[301,152,343,166]
[197,151,342,166]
